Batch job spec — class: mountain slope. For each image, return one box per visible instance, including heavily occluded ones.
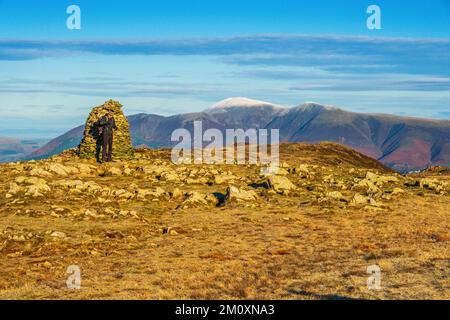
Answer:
[27,99,450,172]
[0,137,48,162]
[205,97,285,129]
[29,125,85,160]
[267,104,450,171]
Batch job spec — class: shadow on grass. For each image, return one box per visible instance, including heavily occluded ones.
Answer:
[288,289,362,300]
[212,192,226,207]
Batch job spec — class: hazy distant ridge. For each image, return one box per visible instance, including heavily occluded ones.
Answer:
[28,98,450,172]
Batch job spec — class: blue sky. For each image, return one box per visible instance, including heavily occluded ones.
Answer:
[0,0,449,138]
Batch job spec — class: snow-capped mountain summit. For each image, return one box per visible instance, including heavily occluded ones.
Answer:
[28,98,450,172]
[206,97,285,113]
[204,97,285,129]
[299,101,339,111]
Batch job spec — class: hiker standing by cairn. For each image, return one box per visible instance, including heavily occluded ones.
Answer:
[99,110,117,162]
[78,100,135,162]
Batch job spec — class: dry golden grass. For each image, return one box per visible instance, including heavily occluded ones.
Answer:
[0,143,448,300]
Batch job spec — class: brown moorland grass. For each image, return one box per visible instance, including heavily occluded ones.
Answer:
[0,143,448,300]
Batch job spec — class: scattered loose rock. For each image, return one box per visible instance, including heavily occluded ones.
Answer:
[267,175,297,194]
[226,186,258,202]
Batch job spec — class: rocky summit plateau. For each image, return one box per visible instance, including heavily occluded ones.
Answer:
[0,140,449,299]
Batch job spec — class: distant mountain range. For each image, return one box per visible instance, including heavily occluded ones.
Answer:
[0,137,48,163]
[27,97,450,172]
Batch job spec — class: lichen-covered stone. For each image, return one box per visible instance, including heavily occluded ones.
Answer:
[78,100,134,161]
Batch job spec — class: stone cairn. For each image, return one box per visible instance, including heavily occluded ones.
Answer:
[78,99,135,161]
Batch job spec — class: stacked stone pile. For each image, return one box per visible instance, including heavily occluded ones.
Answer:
[78,99,134,161]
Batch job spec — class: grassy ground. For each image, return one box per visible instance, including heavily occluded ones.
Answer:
[0,143,448,299]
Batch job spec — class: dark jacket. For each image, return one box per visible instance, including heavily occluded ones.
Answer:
[99,116,117,136]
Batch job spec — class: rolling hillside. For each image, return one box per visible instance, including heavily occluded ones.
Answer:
[28,98,450,172]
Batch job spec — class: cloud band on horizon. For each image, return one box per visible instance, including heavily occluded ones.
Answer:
[0,34,449,138]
